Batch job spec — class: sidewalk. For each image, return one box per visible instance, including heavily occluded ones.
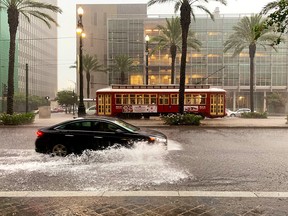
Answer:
[32,113,288,128]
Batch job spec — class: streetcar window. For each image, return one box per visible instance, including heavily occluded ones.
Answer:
[171,94,178,105]
[200,94,206,105]
[115,94,122,104]
[123,94,129,104]
[97,94,105,114]
[151,94,157,104]
[159,94,169,105]
[190,94,206,105]
[136,94,143,104]
[185,94,192,105]
[130,94,136,104]
[144,94,150,104]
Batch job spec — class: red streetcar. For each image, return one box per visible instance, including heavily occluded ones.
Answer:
[95,84,226,118]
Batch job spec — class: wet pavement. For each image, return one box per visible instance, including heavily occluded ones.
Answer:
[31,113,288,128]
[1,113,288,215]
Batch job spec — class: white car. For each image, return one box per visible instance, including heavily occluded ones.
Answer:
[229,108,251,117]
[86,105,96,115]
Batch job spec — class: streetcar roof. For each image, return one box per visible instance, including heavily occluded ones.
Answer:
[96,87,226,93]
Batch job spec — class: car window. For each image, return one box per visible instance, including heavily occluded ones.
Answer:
[113,119,140,132]
[57,121,92,131]
[94,122,122,132]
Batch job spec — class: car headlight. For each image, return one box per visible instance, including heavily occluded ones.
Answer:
[149,136,167,144]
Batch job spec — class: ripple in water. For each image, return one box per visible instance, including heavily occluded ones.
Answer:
[0,141,189,191]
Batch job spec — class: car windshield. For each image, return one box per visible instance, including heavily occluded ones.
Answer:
[113,119,140,132]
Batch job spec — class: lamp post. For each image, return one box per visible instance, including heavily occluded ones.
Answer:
[69,80,76,116]
[76,6,86,116]
[145,35,149,85]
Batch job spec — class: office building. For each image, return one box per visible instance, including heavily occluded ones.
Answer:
[0,0,58,112]
[78,4,288,112]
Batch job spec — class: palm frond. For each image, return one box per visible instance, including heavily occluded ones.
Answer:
[147,0,174,7]
[224,14,281,58]
[261,0,279,14]
[22,10,58,27]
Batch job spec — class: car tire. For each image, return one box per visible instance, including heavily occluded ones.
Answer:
[51,144,68,157]
[230,114,236,117]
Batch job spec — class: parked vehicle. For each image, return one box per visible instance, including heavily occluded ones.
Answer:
[229,108,251,117]
[225,108,233,117]
[86,105,96,115]
[35,116,167,156]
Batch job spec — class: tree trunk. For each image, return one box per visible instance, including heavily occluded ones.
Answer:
[179,0,191,114]
[170,44,177,84]
[121,70,125,84]
[249,44,256,112]
[86,71,90,98]
[7,8,19,115]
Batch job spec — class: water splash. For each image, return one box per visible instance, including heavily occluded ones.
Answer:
[0,141,189,191]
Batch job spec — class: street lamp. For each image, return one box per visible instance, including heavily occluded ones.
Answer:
[69,80,77,115]
[145,34,149,85]
[76,6,86,116]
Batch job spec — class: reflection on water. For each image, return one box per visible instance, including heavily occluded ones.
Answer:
[0,141,188,191]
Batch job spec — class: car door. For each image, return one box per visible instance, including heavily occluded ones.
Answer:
[92,121,143,149]
[56,121,96,153]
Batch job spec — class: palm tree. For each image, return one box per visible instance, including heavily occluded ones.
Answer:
[148,0,226,114]
[224,14,279,112]
[150,16,201,84]
[111,55,137,84]
[0,0,62,115]
[83,54,106,98]
[261,0,288,44]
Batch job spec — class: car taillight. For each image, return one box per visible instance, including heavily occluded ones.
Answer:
[148,137,156,142]
[36,130,44,137]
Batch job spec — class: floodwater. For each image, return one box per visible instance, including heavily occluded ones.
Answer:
[0,140,189,191]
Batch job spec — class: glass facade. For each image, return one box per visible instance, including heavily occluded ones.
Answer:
[107,14,288,112]
[0,0,58,112]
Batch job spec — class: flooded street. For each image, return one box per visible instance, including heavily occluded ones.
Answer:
[0,141,188,191]
[1,127,288,192]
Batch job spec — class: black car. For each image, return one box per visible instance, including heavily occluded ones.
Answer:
[35,116,167,156]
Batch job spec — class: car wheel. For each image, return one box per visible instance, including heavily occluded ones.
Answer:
[51,144,68,157]
[230,114,236,117]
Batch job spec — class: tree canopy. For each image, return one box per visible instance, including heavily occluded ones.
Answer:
[56,90,77,108]
[261,0,288,44]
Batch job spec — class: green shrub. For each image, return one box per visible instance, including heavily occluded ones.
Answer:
[241,111,267,119]
[0,113,35,125]
[160,113,202,125]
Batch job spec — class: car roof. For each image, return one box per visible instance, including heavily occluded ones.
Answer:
[45,116,120,129]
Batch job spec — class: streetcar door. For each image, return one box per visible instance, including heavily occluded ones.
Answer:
[158,94,170,113]
[210,94,225,116]
[97,94,111,116]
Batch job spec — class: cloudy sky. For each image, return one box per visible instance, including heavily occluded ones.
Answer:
[57,0,272,91]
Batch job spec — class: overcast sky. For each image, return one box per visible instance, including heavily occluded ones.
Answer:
[57,0,272,91]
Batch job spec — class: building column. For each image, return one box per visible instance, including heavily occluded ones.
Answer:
[263,91,266,112]
[233,91,236,111]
